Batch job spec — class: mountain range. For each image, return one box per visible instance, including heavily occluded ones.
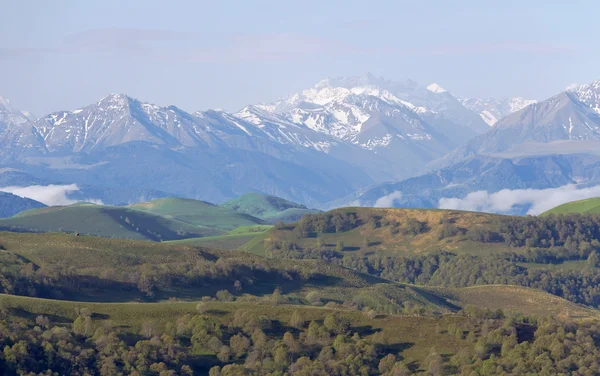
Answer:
[2,74,600,213]
[347,79,600,213]
[0,74,515,207]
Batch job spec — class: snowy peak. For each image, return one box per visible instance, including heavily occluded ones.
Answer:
[460,96,537,126]
[0,96,10,108]
[0,96,30,131]
[426,83,447,94]
[568,80,600,114]
[30,94,214,152]
[259,75,440,142]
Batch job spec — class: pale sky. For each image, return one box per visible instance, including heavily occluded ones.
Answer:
[0,0,597,116]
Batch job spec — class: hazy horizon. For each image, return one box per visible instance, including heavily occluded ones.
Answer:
[2,0,598,115]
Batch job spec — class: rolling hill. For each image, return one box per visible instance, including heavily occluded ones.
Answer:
[0,230,592,319]
[0,203,220,241]
[1,218,599,374]
[221,192,319,223]
[129,197,265,231]
[242,207,509,256]
[541,197,600,215]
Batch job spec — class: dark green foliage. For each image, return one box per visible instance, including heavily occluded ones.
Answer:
[2,303,600,375]
[292,210,361,236]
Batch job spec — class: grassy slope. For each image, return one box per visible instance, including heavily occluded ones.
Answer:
[166,225,271,249]
[0,231,456,309]
[443,285,598,319]
[0,203,219,241]
[242,207,512,256]
[129,197,265,231]
[221,192,318,223]
[541,197,600,215]
[0,231,594,319]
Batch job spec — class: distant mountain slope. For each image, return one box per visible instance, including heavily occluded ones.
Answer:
[129,197,264,231]
[0,96,30,136]
[0,192,46,218]
[0,203,220,241]
[221,192,319,222]
[328,154,594,214]
[434,81,600,169]
[541,197,600,216]
[460,96,536,126]
[0,94,374,207]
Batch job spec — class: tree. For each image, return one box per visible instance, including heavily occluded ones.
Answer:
[73,316,94,337]
[196,302,208,314]
[230,334,251,358]
[35,315,50,329]
[425,348,444,376]
[217,345,232,363]
[587,251,599,268]
[378,354,396,374]
[336,240,345,252]
[140,321,157,338]
[324,314,350,334]
[216,290,234,302]
[291,310,304,328]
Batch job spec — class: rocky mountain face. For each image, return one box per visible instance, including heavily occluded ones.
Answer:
[0,93,376,206]
[8,74,583,210]
[344,78,600,214]
[460,96,537,126]
[432,81,600,169]
[0,97,30,136]
[259,74,488,148]
[0,75,495,206]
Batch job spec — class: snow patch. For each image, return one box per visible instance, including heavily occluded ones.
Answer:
[426,83,447,93]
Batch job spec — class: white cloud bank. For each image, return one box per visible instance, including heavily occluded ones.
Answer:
[374,191,403,208]
[0,184,103,206]
[438,184,600,215]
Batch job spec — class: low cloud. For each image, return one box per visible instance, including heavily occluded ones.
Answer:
[438,184,600,215]
[0,184,103,206]
[374,191,403,208]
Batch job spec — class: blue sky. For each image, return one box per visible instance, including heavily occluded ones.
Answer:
[0,0,597,115]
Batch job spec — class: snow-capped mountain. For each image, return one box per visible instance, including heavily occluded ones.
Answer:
[568,80,600,114]
[255,74,488,155]
[257,77,427,141]
[4,94,342,156]
[460,96,537,126]
[0,96,30,134]
[432,79,600,169]
[0,93,376,206]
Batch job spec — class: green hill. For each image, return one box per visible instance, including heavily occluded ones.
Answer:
[221,192,319,223]
[129,197,264,231]
[166,224,271,249]
[1,210,600,374]
[0,231,455,311]
[541,197,600,215]
[242,207,509,256]
[0,203,220,241]
[0,230,591,319]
